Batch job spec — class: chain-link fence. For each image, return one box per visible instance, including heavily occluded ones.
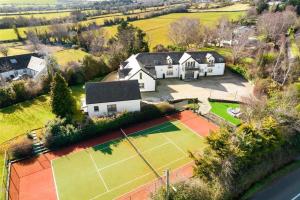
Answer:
[118,162,194,200]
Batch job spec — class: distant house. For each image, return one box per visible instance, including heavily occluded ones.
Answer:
[0,53,47,82]
[118,51,225,92]
[84,80,141,117]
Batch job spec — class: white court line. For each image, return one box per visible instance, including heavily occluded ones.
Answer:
[162,134,187,156]
[88,152,110,192]
[291,193,300,200]
[51,160,60,200]
[90,156,186,200]
[98,142,170,171]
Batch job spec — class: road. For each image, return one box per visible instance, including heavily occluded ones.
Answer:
[250,167,300,200]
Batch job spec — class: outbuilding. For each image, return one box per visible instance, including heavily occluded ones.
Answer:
[85,80,141,117]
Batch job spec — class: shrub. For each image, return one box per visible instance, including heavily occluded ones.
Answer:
[152,179,215,200]
[8,137,34,159]
[43,103,176,149]
[44,118,80,148]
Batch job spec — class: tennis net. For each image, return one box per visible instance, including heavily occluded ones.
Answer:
[120,128,163,180]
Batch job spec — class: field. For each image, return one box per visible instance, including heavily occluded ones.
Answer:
[0,11,245,48]
[191,3,251,12]
[0,0,56,4]
[53,49,90,67]
[8,111,218,200]
[209,101,241,126]
[105,11,245,48]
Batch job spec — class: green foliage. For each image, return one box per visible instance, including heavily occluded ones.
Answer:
[44,103,175,149]
[50,73,76,118]
[152,179,214,200]
[256,0,269,14]
[44,118,80,148]
[81,56,110,81]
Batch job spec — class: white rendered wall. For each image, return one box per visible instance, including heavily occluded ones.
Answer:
[130,70,156,92]
[87,99,141,117]
[155,65,179,79]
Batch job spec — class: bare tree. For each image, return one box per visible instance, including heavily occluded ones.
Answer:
[216,17,233,45]
[168,17,203,48]
[49,24,69,44]
[231,30,254,64]
[0,45,9,57]
[26,30,41,51]
[257,10,297,44]
[90,29,107,55]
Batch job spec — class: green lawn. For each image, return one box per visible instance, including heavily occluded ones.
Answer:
[52,120,205,200]
[0,84,85,145]
[53,49,90,68]
[209,101,241,126]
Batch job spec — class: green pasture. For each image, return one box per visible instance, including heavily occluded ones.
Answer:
[52,120,205,200]
[209,101,241,126]
[105,11,245,48]
[0,11,245,48]
[53,49,90,68]
[0,0,56,4]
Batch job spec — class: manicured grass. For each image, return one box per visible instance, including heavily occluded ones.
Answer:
[241,160,300,200]
[52,120,205,200]
[209,101,241,126]
[0,84,86,145]
[53,49,90,68]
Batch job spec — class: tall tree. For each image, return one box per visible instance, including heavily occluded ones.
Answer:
[50,73,76,118]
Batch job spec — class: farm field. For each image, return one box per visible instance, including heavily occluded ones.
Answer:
[0,11,245,48]
[190,3,250,12]
[53,49,90,67]
[209,101,241,126]
[0,0,56,4]
[105,11,245,48]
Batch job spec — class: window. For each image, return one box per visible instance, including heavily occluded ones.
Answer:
[107,104,117,113]
[208,68,213,73]
[139,72,142,79]
[166,70,173,76]
[94,106,99,112]
[139,83,144,89]
[10,59,17,64]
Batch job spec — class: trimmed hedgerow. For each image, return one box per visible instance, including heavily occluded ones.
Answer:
[44,103,176,149]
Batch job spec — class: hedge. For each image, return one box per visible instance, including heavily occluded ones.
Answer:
[44,103,176,149]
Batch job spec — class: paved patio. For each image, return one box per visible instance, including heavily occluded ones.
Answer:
[142,70,253,113]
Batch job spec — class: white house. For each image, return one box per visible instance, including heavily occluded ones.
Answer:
[0,53,47,82]
[84,80,141,117]
[118,51,225,92]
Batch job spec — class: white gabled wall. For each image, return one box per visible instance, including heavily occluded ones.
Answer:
[87,99,141,117]
[155,65,179,79]
[129,70,156,92]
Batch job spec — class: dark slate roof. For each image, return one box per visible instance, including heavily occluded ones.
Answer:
[186,51,225,63]
[136,52,183,67]
[118,68,132,79]
[135,51,225,68]
[0,53,41,73]
[85,80,141,104]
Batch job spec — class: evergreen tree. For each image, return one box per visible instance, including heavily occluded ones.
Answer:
[50,73,76,118]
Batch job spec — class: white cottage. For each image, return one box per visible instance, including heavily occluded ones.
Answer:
[0,53,47,82]
[118,51,225,92]
[85,80,141,117]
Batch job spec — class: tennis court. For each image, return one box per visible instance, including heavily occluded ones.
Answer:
[51,120,206,200]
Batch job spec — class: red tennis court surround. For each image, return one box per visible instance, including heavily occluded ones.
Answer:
[8,111,218,200]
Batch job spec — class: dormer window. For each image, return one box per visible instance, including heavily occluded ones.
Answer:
[10,59,17,64]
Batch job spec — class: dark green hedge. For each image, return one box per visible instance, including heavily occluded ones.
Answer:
[44,103,176,149]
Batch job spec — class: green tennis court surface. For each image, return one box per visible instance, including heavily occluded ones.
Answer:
[51,120,206,200]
